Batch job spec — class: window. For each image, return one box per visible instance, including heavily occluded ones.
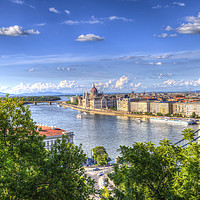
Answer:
[47,141,49,146]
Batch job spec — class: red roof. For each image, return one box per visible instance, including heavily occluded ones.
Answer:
[37,126,65,137]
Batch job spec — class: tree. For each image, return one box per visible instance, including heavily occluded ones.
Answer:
[92,146,111,166]
[106,129,200,200]
[190,112,198,118]
[0,95,95,199]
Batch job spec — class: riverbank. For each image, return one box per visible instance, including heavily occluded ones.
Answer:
[61,103,200,125]
[61,103,150,119]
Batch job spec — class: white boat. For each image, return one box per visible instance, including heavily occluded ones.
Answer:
[150,117,197,125]
[135,118,142,123]
[83,112,87,115]
[57,104,61,107]
[76,114,83,119]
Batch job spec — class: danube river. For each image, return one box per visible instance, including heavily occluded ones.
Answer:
[29,103,199,158]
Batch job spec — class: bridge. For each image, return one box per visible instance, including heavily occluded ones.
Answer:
[174,128,200,147]
[23,101,60,105]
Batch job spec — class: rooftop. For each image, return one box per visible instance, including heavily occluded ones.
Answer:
[37,125,66,137]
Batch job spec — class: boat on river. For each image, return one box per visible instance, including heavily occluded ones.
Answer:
[76,114,83,119]
[150,117,197,125]
[135,118,142,123]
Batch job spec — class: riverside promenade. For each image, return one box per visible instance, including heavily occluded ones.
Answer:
[60,103,200,125]
[61,103,151,119]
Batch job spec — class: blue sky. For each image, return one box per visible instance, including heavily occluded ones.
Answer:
[0,0,200,94]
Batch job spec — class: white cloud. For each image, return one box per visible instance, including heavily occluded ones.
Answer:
[154,54,170,59]
[0,86,9,91]
[176,12,200,34]
[115,75,129,89]
[95,75,141,91]
[11,80,79,93]
[11,0,34,8]
[147,62,163,66]
[49,7,59,14]
[152,4,162,9]
[36,23,46,26]
[151,78,200,89]
[0,25,40,36]
[63,19,103,25]
[57,67,71,71]
[165,26,173,31]
[108,16,133,22]
[173,2,185,7]
[26,68,35,72]
[75,34,104,42]
[26,29,40,35]
[154,33,178,38]
[12,0,24,4]
[62,16,133,25]
[64,10,70,15]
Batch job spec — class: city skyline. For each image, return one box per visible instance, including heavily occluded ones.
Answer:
[1,0,200,94]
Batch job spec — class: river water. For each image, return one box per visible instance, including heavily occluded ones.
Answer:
[29,103,199,158]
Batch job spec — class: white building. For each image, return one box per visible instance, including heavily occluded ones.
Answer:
[37,125,74,150]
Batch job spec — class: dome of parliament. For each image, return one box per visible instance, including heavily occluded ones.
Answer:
[90,84,98,96]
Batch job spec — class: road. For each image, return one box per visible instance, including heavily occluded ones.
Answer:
[85,166,113,199]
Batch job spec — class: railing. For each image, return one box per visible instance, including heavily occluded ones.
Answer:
[174,128,200,147]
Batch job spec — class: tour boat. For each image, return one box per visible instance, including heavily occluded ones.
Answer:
[135,118,142,123]
[150,117,197,125]
[76,114,83,119]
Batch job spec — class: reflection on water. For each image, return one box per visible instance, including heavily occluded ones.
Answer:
[29,104,199,158]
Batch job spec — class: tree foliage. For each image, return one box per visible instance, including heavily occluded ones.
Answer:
[0,94,95,199]
[92,146,111,166]
[106,129,200,200]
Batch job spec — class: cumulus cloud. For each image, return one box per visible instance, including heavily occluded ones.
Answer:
[95,75,141,92]
[115,75,129,89]
[0,85,9,91]
[176,12,200,34]
[75,34,104,42]
[0,25,40,36]
[173,2,185,7]
[165,26,173,31]
[49,7,59,14]
[151,78,200,90]
[64,10,70,15]
[11,80,78,93]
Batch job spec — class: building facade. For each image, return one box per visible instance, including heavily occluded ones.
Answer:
[37,125,74,150]
[78,84,116,110]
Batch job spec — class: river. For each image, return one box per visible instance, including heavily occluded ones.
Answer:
[29,103,199,158]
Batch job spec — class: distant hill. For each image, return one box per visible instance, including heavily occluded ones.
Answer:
[0,92,6,96]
